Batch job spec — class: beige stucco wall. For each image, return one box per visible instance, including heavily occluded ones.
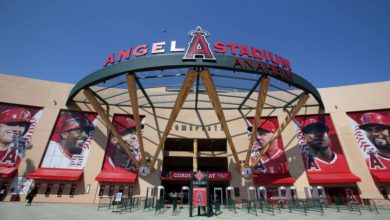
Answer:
[1,73,389,203]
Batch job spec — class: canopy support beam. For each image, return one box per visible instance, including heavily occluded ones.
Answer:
[200,69,242,172]
[148,69,198,171]
[245,76,269,167]
[193,139,198,172]
[84,88,141,169]
[250,92,309,168]
[127,73,147,166]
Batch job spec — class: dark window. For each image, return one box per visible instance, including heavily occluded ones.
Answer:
[45,183,53,197]
[234,187,240,197]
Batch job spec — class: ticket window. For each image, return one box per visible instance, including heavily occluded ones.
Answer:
[34,183,41,194]
[108,185,114,197]
[234,187,240,198]
[128,186,133,197]
[99,185,105,197]
[379,186,389,200]
[57,184,65,197]
[70,184,76,197]
[45,183,53,197]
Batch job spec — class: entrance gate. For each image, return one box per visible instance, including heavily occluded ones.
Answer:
[181,186,189,208]
[214,187,223,205]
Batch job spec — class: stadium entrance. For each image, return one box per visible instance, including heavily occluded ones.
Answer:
[161,138,230,203]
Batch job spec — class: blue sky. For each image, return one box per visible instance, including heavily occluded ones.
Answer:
[0,0,389,88]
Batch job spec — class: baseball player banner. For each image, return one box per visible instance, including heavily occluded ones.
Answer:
[247,117,290,174]
[41,110,98,169]
[293,114,352,173]
[347,110,390,181]
[0,103,43,168]
[101,114,145,173]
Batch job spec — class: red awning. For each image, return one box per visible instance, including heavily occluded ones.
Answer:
[27,168,83,180]
[0,167,18,178]
[371,172,390,183]
[95,171,137,183]
[253,173,296,185]
[307,173,361,184]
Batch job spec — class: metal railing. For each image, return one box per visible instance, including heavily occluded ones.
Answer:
[97,196,390,216]
[97,196,113,211]
[144,198,155,211]
[241,199,257,216]
[225,198,236,213]
[257,199,275,215]
[172,198,178,215]
[155,198,164,214]
[98,196,142,213]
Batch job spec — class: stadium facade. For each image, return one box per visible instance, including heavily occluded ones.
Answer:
[0,27,389,204]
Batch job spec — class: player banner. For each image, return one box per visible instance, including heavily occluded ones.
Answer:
[101,114,145,173]
[41,110,97,169]
[192,187,207,207]
[347,110,390,182]
[247,117,290,174]
[0,103,43,168]
[293,114,352,173]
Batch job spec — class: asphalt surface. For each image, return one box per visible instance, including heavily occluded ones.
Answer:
[0,202,389,220]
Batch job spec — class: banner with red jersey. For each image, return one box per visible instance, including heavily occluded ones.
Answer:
[0,103,43,169]
[192,187,207,207]
[347,110,390,182]
[247,117,290,174]
[247,116,295,184]
[293,114,359,183]
[41,110,97,169]
[101,114,145,173]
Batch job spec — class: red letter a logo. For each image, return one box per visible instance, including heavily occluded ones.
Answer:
[369,153,385,169]
[183,26,215,61]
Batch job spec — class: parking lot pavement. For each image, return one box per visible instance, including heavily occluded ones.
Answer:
[0,202,389,220]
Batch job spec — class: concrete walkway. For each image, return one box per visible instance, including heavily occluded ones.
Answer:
[0,202,389,220]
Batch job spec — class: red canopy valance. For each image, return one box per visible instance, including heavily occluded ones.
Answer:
[95,171,137,183]
[307,173,361,184]
[0,167,18,178]
[27,168,83,180]
[253,173,295,185]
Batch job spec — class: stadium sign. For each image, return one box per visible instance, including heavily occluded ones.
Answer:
[68,26,323,106]
[103,26,293,79]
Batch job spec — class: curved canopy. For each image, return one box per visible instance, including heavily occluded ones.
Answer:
[67,54,323,109]
[66,53,323,175]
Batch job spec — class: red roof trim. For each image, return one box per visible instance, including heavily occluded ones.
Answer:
[95,171,137,183]
[0,167,18,178]
[253,173,296,185]
[307,173,361,184]
[27,168,83,181]
[371,172,390,183]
